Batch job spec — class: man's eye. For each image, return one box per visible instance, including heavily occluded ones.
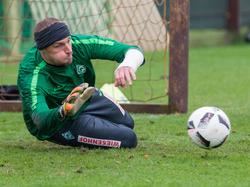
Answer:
[54,44,62,48]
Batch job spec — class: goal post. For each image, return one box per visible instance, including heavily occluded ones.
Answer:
[168,0,189,113]
[122,0,189,114]
[0,0,189,114]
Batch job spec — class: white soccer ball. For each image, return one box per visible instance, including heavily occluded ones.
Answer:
[187,106,231,149]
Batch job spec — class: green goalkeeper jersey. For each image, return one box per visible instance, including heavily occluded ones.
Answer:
[17,34,140,140]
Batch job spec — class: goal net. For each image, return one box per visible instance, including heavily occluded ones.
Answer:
[0,0,188,113]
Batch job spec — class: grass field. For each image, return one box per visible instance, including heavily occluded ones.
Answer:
[1,44,250,186]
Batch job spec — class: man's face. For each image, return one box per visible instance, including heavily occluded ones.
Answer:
[41,36,72,66]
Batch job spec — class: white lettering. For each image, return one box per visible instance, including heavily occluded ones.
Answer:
[78,135,121,148]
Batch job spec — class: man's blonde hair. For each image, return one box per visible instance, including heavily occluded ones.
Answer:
[34,17,60,33]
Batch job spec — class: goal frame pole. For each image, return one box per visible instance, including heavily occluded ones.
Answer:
[168,0,189,113]
[122,0,189,114]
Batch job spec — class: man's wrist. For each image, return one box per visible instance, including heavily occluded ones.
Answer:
[118,49,144,72]
[59,105,66,120]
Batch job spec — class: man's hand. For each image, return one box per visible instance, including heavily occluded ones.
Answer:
[60,83,95,117]
[114,66,136,88]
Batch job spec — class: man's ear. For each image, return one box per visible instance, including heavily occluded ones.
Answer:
[40,50,47,61]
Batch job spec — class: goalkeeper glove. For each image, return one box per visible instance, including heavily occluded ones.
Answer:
[59,83,95,118]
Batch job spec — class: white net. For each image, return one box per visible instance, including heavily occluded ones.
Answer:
[0,0,169,103]
[28,0,167,51]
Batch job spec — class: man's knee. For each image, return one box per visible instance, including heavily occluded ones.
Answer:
[121,129,137,148]
[123,112,134,129]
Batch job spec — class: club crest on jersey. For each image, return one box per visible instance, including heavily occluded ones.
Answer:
[62,131,75,140]
[76,65,86,75]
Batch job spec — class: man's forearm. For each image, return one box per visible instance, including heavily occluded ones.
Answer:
[116,49,144,72]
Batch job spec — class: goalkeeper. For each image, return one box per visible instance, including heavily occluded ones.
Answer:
[17,17,145,149]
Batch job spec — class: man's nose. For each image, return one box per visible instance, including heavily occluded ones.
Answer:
[65,43,72,54]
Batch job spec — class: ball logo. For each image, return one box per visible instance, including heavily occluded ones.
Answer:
[187,121,195,129]
[198,112,214,128]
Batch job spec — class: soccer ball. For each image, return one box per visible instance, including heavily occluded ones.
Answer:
[187,106,231,149]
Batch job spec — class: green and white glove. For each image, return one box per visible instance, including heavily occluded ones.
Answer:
[59,83,95,118]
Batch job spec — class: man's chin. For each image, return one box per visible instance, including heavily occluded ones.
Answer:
[65,59,72,65]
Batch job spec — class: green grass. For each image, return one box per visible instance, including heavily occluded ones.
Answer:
[1,44,250,186]
[0,63,19,85]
